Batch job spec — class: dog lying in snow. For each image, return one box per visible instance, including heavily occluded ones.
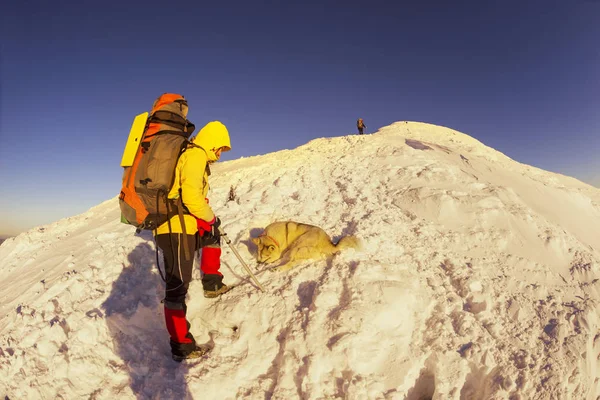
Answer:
[251,221,360,271]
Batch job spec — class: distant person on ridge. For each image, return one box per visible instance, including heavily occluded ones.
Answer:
[156,119,232,362]
[357,118,366,135]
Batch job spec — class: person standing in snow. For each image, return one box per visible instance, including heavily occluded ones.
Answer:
[156,120,232,362]
[357,118,366,135]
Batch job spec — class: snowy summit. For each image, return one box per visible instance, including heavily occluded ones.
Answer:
[1,121,600,399]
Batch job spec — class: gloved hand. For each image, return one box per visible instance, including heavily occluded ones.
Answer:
[197,216,221,238]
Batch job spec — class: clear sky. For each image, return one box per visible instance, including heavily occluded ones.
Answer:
[1,0,599,237]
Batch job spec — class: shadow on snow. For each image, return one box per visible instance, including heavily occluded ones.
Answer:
[101,238,193,399]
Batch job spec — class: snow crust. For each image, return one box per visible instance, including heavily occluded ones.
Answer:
[1,121,600,399]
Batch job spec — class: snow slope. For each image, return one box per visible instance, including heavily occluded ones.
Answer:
[1,121,600,399]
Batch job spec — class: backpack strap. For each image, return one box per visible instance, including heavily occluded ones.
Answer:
[149,111,187,129]
[143,130,190,140]
[176,196,192,262]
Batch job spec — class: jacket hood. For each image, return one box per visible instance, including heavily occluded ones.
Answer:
[192,121,231,162]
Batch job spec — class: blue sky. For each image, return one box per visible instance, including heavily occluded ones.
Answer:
[1,0,599,237]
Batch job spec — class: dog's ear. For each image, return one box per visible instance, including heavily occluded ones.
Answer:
[251,237,261,245]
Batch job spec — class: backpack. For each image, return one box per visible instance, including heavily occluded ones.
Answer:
[119,93,196,232]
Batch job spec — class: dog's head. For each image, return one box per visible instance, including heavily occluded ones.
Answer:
[252,235,281,263]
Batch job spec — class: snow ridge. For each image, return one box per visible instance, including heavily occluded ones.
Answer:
[1,121,600,399]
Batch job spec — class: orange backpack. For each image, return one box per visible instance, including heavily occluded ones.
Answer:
[119,93,195,231]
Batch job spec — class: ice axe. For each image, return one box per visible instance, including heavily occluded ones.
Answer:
[219,228,265,292]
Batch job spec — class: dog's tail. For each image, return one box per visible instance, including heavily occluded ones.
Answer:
[335,235,361,252]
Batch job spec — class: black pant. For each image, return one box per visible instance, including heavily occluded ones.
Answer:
[358,127,364,135]
[156,233,198,309]
[156,232,223,307]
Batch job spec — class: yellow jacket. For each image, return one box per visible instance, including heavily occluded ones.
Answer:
[155,121,231,235]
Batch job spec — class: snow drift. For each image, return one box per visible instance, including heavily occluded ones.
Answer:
[1,121,600,399]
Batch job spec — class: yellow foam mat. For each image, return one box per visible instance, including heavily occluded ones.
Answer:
[120,112,148,167]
